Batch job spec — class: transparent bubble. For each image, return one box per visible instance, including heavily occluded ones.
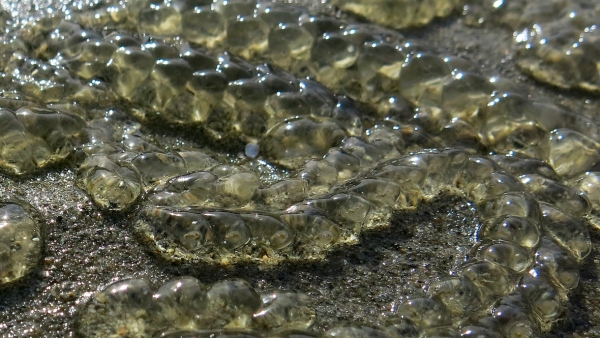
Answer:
[0,201,41,286]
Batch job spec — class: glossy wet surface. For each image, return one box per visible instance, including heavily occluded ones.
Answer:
[0,0,598,337]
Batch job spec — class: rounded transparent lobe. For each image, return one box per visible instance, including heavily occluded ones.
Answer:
[479,216,541,249]
[204,279,262,329]
[77,278,156,338]
[261,117,346,168]
[280,210,340,247]
[476,241,533,274]
[0,201,42,286]
[535,237,580,290]
[393,297,451,329]
[77,154,143,211]
[520,174,591,216]
[539,203,591,260]
[202,211,251,250]
[252,292,315,331]
[569,171,600,211]
[326,324,394,338]
[153,276,207,330]
[459,261,515,302]
[181,8,226,47]
[131,152,187,186]
[308,193,372,227]
[240,214,294,250]
[519,266,565,331]
[546,128,600,177]
[481,192,541,222]
[428,277,483,315]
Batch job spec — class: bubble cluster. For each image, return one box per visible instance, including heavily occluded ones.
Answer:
[0,105,85,175]
[77,277,314,337]
[0,200,42,286]
[463,0,600,93]
[0,0,596,337]
[330,0,463,29]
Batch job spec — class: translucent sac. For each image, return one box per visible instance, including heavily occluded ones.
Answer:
[539,203,591,260]
[332,97,364,137]
[240,214,294,250]
[178,151,218,173]
[223,78,267,112]
[157,329,263,338]
[0,202,41,285]
[264,91,311,121]
[460,261,514,302]
[477,242,533,274]
[311,33,359,70]
[439,118,483,150]
[181,7,226,47]
[202,212,251,250]
[137,3,182,35]
[153,277,207,330]
[535,237,580,290]
[399,53,451,105]
[148,58,193,110]
[365,124,406,153]
[481,192,541,222]
[214,172,261,205]
[308,194,372,227]
[348,179,404,208]
[356,41,405,86]
[490,153,560,181]
[64,40,117,79]
[492,293,539,338]
[252,292,315,330]
[77,154,143,211]
[394,297,450,328]
[570,171,600,211]
[143,207,214,251]
[268,25,314,69]
[78,278,156,338]
[297,160,338,194]
[148,171,219,208]
[465,172,526,203]
[188,69,228,122]
[519,174,591,216]
[324,148,362,181]
[546,128,600,177]
[257,179,308,209]
[458,325,503,338]
[479,216,541,249]
[213,0,257,20]
[428,277,483,315]
[441,72,495,120]
[374,164,427,192]
[323,325,391,338]
[519,266,565,330]
[204,279,262,329]
[131,152,187,186]
[0,109,51,174]
[340,137,389,167]
[280,210,340,247]
[107,47,155,98]
[227,16,270,59]
[333,0,461,29]
[262,117,346,168]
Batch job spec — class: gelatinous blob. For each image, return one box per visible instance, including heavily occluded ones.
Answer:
[77,155,142,211]
[78,277,312,336]
[0,201,42,286]
[332,0,462,29]
[1,1,595,337]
